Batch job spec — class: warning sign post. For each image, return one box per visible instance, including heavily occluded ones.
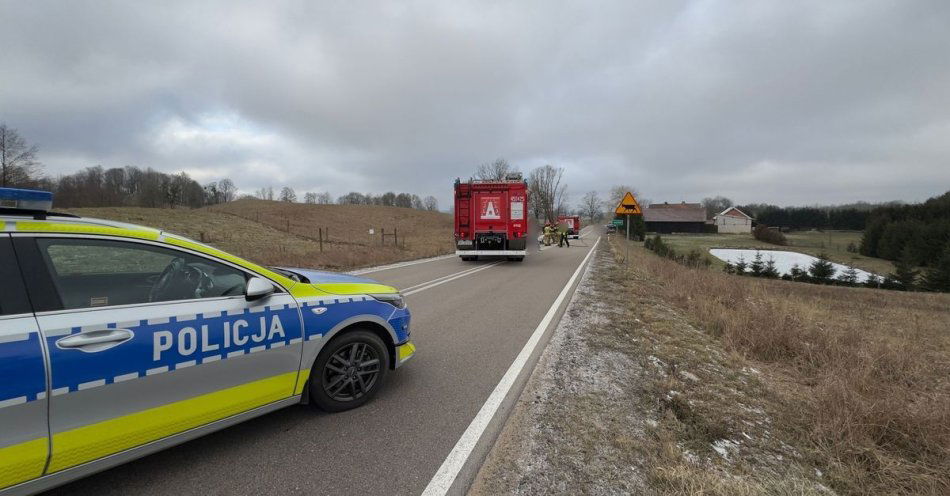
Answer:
[614,191,643,264]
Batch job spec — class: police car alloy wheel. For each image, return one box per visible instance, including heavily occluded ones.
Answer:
[310,330,390,412]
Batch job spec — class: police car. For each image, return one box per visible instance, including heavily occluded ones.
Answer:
[0,188,415,495]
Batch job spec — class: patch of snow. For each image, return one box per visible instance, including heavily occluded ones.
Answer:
[680,371,700,382]
[712,439,739,460]
[709,248,878,282]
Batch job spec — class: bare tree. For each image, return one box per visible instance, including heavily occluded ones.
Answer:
[303,192,317,204]
[701,196,733,219]
[316,192,333,204]
[527,164,567,223]
[608,185,638,208]
[580,190,603,222]
[475,158,518,180]
[423,195,439,211]
[256,186,274,201]
[279,187,297,202]
[0,124,42,187]
[218,178,236,202]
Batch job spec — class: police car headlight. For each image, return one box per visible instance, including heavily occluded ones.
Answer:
[371,293,406,309]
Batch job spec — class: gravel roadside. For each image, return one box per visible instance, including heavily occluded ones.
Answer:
[469,240,828,495]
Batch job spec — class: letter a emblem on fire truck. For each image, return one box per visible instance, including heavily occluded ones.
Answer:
[481,197,501,219]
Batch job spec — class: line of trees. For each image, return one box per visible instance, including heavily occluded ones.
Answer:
[47,165,229,208]
[334,191,439,211]
[860,191,950,270]
[737,203,876,230]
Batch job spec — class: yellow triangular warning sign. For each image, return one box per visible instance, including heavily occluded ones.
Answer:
[615,192,642,215]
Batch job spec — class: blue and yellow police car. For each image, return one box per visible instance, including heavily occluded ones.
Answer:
[0,187,415,494]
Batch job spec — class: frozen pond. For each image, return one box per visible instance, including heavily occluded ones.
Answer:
[708,248,878,282]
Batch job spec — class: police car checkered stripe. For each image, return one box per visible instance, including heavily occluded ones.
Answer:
[0,294,393,409]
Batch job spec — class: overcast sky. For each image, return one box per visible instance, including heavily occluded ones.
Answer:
[2,0,948,209]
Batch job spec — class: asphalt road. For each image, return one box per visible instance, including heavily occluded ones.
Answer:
[45,229,599,496]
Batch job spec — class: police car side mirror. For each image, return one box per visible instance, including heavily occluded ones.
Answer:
[245,277,276,301]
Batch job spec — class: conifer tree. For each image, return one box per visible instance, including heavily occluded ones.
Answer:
[838,266,859,286]
[763,257,780,278]
[889,248,919,290]
[789,263,805,281]
[734,256,748,275]
[750,251,765,276]
[809,253,836,283]
[921,244,950,292]
[723,261,735,274]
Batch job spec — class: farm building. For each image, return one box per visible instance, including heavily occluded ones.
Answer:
[714,206,753,233]
[643,202,707,233]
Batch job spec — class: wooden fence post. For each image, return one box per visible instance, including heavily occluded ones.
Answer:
[394,228,398,248]
[381,228,385,246]
[319,227,323,252]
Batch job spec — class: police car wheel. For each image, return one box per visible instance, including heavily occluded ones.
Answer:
[310,330,390,412]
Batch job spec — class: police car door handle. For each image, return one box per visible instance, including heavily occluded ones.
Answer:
[56,329,134,352]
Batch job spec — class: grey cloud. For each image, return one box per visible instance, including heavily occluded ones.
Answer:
[1,0,948,208]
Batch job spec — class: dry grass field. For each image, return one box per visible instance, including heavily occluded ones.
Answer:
[613,237,950,494]
[65,199,454,270]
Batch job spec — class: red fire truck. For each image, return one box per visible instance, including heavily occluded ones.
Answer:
[558,214,581,239]
[454,174,528,261]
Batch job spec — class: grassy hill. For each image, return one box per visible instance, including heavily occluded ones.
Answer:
[65,199,454,270]
[608,237,950,494]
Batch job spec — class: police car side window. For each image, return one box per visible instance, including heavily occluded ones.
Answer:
[37,238,248,310]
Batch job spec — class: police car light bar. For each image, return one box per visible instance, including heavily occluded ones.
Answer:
[0,187,54,212]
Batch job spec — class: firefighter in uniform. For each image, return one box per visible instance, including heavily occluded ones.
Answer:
[557,222,570,247]
[542,223,553,246]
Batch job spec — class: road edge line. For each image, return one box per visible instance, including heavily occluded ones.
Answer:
[421,237,602,496]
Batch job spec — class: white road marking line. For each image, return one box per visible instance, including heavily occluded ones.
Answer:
[400,264,493,293]
[421,237,601,496]
[0,396,27,408]
[176,360,197,369]
[146,366,169,376]
[404,262,504,297]
[349,254,457,275]
[114,372,140,383]
[78,379,106,391]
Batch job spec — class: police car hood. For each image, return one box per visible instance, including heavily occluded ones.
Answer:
[277,267,398,295]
